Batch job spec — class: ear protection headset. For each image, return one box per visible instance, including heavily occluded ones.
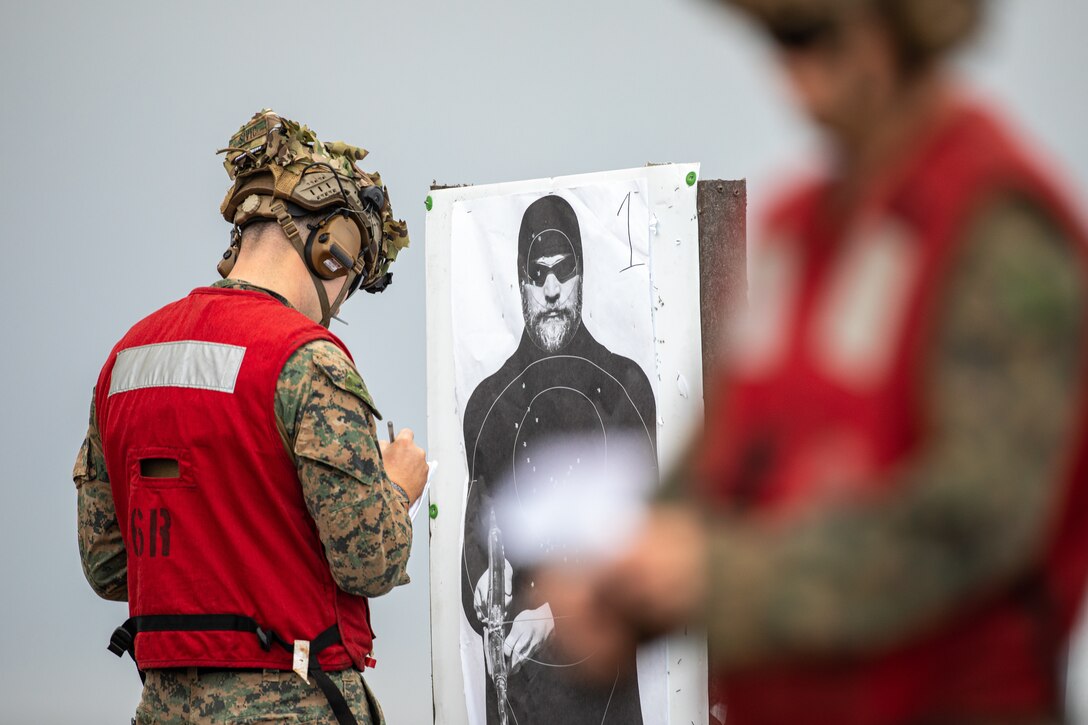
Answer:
[217,170,385,326]
[217,204,371,280]
[307,205,385,299]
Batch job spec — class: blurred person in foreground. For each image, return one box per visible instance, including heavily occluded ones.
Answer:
[539,2,1088,723]
[72,109,427,724]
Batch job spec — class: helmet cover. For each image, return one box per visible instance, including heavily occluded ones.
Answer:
[219,109,409,293]
[722,0,981,61]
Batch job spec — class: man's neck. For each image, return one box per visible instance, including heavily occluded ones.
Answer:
[228,259,319,322]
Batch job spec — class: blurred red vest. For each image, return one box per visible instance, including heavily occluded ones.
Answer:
[95,287,374,671]
[700,103,1088,723]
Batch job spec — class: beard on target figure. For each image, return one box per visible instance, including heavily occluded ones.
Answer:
[520,222,582,352]
[460,194,657,724]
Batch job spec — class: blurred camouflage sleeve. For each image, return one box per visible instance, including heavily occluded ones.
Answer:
[705,198,1087,667]
[73,391,128,601]
[277,340,413,598]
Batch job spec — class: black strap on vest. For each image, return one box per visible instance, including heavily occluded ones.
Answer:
[108,614,359,725]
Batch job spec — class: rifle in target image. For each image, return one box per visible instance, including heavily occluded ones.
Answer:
[483,508,510,725]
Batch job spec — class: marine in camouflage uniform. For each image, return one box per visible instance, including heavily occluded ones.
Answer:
[74,110,420,724]
[75,281,412,724]
[694,198,1086,677]
[538,3,1088,723]
[567,199,1085,725]
[683,3,1088,692]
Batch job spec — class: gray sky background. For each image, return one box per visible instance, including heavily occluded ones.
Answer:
[1,1,1086,723]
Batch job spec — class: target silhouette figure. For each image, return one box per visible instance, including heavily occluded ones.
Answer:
[461,196,657,725]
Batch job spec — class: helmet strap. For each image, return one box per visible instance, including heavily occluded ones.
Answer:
[271,200,334,328]
[325,275,352,325]
[326,255,367,324]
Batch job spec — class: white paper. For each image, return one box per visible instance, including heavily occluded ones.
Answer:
[409,461,438,521]
[453,179,661,725]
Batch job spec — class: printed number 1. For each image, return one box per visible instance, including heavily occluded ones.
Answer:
[617,191,644,272]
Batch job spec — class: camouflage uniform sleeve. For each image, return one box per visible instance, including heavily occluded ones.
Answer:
[73,391,128,601]
[276,340,413,598]
[704,198,1087,667]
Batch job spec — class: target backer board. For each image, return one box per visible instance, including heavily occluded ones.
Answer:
[425,164,709,725]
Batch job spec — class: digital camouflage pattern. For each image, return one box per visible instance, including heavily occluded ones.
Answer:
[696,198,1087,667]
[273,321,413,596]
[220,109,410,292]
[133,667,383,725]
[74,395,125,601]
[73,279,411,720]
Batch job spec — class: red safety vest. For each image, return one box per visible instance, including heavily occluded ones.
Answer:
[700,101,1088,723]
[95,286,374,673]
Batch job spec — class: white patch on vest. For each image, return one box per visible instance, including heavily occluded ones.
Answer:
[727,237,801,377]
[810,219,920,388]
[108,341,247,396]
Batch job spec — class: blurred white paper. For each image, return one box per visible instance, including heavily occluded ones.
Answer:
[496,434,655,567]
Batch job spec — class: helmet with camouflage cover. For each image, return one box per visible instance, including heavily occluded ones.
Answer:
[217,109,410,326]
[722,0,982,67]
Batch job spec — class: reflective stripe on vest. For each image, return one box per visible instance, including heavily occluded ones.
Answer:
[109,341,247,395]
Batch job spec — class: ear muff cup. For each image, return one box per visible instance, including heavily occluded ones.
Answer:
[305,212,364,280]
[217,245,238,278]
[216,226,244,279]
